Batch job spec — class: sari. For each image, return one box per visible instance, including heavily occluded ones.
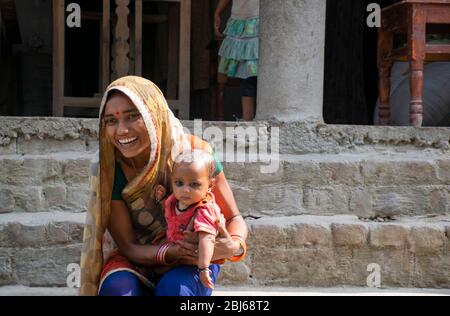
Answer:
[79,76,212,295]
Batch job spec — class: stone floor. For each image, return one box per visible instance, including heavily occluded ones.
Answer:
[0,285,449,296]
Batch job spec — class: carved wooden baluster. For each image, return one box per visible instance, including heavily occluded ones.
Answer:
[112,0,130,79]
[408,5,425,127]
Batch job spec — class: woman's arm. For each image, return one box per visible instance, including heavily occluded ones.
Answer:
[212,172,248,240]
[108,200,196,266]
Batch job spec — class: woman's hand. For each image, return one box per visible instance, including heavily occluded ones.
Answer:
[211,220,240,261]
[181,220,240,262]
[165,242,197,266]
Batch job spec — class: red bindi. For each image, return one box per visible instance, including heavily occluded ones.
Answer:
[115,112,120,116]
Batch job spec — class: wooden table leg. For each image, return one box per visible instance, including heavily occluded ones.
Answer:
[377,28,393,126]
[408,5,426,127]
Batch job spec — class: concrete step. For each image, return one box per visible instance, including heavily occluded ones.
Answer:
[1,152,449,217]
[1,213,449,288]
[0,285,448,296]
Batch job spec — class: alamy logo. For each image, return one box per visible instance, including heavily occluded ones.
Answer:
[367,3,381,28]
[66,3,81,28]
[66,263,81,288]
[366,263,382,288]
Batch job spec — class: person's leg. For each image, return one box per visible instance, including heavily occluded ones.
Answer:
[240,77,257,121]
[98,271,145,296]
[242,96,256,121]
[155,264,221,296]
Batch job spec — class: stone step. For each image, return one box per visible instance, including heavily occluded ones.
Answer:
[1,152,448,217]
[219,215,450,289]
[1,117,449,155]
[1,213,449,288]
[0,285,449,296]
[0,212,84,287]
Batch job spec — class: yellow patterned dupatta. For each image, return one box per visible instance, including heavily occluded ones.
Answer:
[79,76,192,296]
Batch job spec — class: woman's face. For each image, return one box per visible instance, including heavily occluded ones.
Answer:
[103,92,151,159]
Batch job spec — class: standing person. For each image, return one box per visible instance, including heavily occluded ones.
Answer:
[215,0,259,121]
[79,76,248,296]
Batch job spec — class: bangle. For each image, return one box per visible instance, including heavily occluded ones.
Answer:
[228,235,247,263]
[156,242,171,265]
[198,267,211,274]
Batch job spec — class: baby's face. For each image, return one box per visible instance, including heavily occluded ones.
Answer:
[171,162,211,208]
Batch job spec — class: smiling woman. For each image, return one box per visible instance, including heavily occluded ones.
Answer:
[103,91,151,164]
[79,76,248,296]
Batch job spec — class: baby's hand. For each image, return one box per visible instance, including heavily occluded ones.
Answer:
[155,184,166,202]
[199,268,214,290]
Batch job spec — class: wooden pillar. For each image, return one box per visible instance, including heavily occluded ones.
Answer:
[101,0,111,92]
[135,0,142,76]
[408,5,425,127]
[112,0,130,80]
[52,0,65,117]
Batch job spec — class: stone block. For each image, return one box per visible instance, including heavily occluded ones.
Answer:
[2,221,83,248]
[0,157,62,186]
[14,244,82,286]
[0,187,15,213]
[369,225,409,248]
[217,260,252,285]
[43,185,67,210]
[248,224,287,249]
[436,159,450,183]
[331,223,368,247]
[0,138,16,155]
[319,161,363,186]
[410,227,446,255]
[286,223,331,248]
[372,187,428,217]
[348,188,373,218]
[12,186,44,212]
[302,186,350,215]
[66,186,90,211]
[17,137,86,155]
[0,249,14,286]
[283,160,321,185]
[361,160,440,186]
[428,189,448,214]
[63,158,91,185]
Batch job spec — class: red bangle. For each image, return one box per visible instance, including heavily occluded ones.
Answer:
[156,242,171,265]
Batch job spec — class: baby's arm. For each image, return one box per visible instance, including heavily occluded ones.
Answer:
[198,231,216,289]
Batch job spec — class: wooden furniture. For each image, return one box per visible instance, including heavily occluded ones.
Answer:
[52,0,191,119]
[378,0,450,127]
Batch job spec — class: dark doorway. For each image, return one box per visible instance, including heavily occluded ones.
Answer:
[323,0,395,125]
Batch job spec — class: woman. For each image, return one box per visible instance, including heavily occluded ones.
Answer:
[79,76,248,296]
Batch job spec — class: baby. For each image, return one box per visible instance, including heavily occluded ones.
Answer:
[163,149,225,289]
